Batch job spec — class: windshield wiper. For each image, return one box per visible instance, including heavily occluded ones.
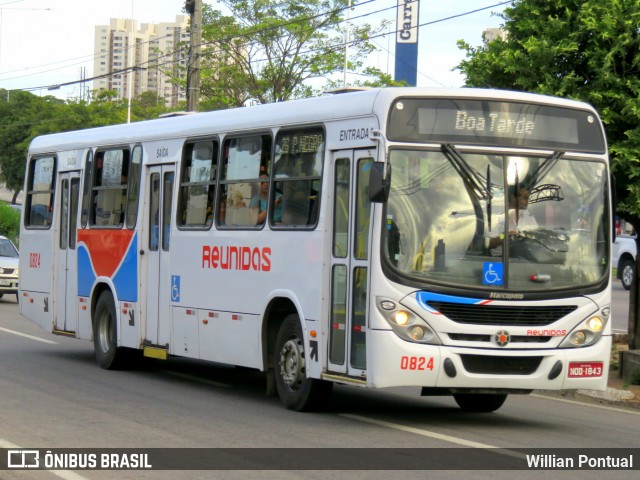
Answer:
[525,150,564,190]
[441,144,489,199]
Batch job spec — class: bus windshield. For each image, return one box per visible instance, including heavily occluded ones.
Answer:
[383,147,609,291]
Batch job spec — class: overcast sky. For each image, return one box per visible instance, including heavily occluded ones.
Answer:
[0,0,508,100]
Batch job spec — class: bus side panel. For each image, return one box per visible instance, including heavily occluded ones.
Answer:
[77,229,140,349]
[198,309,261,368]
[19,230,54,332]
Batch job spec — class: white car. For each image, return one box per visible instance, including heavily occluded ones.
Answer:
[0,235,19,301]
[612,234,637,290]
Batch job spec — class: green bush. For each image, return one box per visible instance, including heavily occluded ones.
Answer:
[0,203,20,245]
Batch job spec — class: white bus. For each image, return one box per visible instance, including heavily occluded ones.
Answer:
[19,88,612,412]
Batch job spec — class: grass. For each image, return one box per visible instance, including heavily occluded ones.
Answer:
[0,202,20,245]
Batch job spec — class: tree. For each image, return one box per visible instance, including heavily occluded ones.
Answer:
[0,91,62,202]
[455,0,640,348]
[0,88,173,203]
[195,0,385,107]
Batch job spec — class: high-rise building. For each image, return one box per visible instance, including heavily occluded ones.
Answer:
[93,15,190,107]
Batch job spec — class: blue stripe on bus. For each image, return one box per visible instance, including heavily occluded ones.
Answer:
[416,291,492,314]
[77,243,96,297]
[112,234,138,302]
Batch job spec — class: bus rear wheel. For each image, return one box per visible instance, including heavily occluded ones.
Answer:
[274,314,332,411]
[93,290,127,370]
[453,393,507,412]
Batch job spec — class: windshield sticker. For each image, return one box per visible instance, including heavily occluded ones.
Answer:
[483,262,504,286]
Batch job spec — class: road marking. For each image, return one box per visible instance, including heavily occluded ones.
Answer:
[531,393,640,415]
[340,414,499,448]
[0,327,57,344]
[339,414,527,462]
[0,438,90,480]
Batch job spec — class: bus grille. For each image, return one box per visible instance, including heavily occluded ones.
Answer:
[460,354,543,375]
[427,302,577,326]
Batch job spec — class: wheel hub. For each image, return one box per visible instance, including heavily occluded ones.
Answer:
[279,338,305,389]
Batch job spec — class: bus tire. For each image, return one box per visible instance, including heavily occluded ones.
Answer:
[274,314,332,411]
[93,290,126,370]
[453,393,507,412]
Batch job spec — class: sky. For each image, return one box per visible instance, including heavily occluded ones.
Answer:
[0,0,509,100]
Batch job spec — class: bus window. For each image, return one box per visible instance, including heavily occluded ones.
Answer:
[355,158,373,260]
[178,140,218,228]
[91,148,130,228]
[126,145,143,229]
[80,150,93,227]
[333,158,350,258]
[218,134,271,228]
[273,128,324,227]
[25,155,55,228]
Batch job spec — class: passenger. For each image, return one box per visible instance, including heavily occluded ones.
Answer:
[250,173,282,224]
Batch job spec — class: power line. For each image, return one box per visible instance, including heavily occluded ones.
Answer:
[6,1,513,96]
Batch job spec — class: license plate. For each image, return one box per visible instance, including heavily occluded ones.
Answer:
[0,280,10,286]
[568,362,603,378]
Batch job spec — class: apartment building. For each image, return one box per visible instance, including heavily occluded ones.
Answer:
[93,15,190,107]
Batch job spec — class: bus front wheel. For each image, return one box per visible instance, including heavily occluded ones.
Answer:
[453,393,507,412]
[274,314,332,411]
[93,290,126,370]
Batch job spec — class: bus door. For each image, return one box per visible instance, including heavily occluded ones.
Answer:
[144,165,175,348]
[54,171,80,334]
[328,150,374,376]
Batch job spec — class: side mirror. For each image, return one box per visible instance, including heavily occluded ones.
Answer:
[369,162,391,203]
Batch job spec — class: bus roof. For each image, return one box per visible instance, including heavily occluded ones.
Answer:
[28,87,599,154]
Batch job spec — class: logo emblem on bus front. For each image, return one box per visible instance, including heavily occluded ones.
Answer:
[495,330,510,347]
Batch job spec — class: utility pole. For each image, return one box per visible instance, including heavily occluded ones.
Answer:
[185,0,202,112]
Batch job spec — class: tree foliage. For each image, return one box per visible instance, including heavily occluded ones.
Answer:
[197,0,385,108]
[456,0,640,348]
[0,89,173,202]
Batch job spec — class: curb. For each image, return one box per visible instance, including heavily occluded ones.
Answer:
[536,387,639,409]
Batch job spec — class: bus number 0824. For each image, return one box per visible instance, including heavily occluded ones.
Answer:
[400,356,434,371]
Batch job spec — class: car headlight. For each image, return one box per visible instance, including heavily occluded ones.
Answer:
[560,308,608,348]
[376,297,441,344]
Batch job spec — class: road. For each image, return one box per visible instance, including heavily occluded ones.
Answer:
[0,297,638,480]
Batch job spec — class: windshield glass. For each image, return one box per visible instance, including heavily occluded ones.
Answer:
[0,239,18,258]
[383,148,608,291]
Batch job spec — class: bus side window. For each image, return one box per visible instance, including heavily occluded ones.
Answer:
[25,155,56,229]
[273,128,324,228]
[91,148,130,228]
[218,134,271,228]
[80,150,93,228]
[125,145,143,229]
[177,140,218,229]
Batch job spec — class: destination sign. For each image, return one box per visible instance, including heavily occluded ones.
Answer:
[387,98,606,153]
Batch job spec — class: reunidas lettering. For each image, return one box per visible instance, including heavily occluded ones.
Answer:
[202,245,271,272]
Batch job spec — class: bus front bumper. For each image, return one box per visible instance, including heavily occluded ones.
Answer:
[367,329,611,392]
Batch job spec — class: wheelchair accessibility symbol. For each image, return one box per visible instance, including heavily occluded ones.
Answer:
[171,275,181,302]
[483,262,504,286]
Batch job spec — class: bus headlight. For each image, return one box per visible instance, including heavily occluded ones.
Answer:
[560,315,607,348]
[376,298,441,345]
